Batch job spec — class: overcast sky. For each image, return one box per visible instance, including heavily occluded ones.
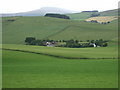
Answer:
[0,0,119,13]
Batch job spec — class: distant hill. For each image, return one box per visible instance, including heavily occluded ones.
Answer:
[2,16,118,44]
[1,7,77,17]
[82,10,98,12]
[66,12,96,20]
[100,9,118,16]
[67,9,119,20]
[2,8,118,18]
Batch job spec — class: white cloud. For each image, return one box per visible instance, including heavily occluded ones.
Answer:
[0,0,119,13]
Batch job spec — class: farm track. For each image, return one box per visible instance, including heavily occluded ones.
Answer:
[44,26,71,39]
[44,25,88,39]
[2,48,118,60]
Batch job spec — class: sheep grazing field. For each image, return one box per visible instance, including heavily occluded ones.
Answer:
[85,16,118,23]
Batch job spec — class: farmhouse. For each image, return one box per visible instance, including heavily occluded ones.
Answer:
[46,42,57,47]
[92,43,96,47]
[89,43,97,47]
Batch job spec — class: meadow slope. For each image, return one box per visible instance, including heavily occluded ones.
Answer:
[2,16,118,44]
[67,9,118,20]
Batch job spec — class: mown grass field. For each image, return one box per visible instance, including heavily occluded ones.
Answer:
[2,50,118,88]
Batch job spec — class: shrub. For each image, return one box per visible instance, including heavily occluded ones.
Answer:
[25,37,36,45]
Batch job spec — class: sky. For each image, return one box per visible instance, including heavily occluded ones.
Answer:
[0,0,119,13]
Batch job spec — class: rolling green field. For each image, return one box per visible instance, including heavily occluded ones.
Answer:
[100,9,118,16]
[67,9,118,20]
[2,43,118,59]
[2,9,118,88]
[49,21,118,40]
[66,12,95,20]
[2,39,118,88]
[2,16,118,44]
[2,50,118,88]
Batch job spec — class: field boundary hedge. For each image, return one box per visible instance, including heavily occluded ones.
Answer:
[2,48,118,60]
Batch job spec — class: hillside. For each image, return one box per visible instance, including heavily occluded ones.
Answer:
[2,16,118,44]
[3,16,70,44]
[66,12,95,20]
[100,9,118,16]
[66,9,118,20]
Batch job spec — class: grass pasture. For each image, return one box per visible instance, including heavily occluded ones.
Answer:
[2,50,118,88]
[2,43,118,59]
[100,9,118,16]
[2,9,118,88]
[48,22,118,40]
[2,16,118,44]
[2,41,118,88]
[66,9,118,20]
[2,16,71,44]
[66,12,95,20]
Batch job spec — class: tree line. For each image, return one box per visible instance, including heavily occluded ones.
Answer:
[25,37,108,48]
[45,13,70,19]
[82,10,98,12]
[57,39,108,48]
[85,20,111,24]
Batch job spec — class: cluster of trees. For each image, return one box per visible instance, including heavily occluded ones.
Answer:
[25,37,57,46]
[90,13,100,17]
[58,39,108,48]
[90,20,98,23]
[58,39,94,48]
[88,39,108,47]
[100,22,111,24]
[45,13,70,19]
[87,20,111,24]
[82,10,98,12]
[25,37,108,48]
[7,19,15,22]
